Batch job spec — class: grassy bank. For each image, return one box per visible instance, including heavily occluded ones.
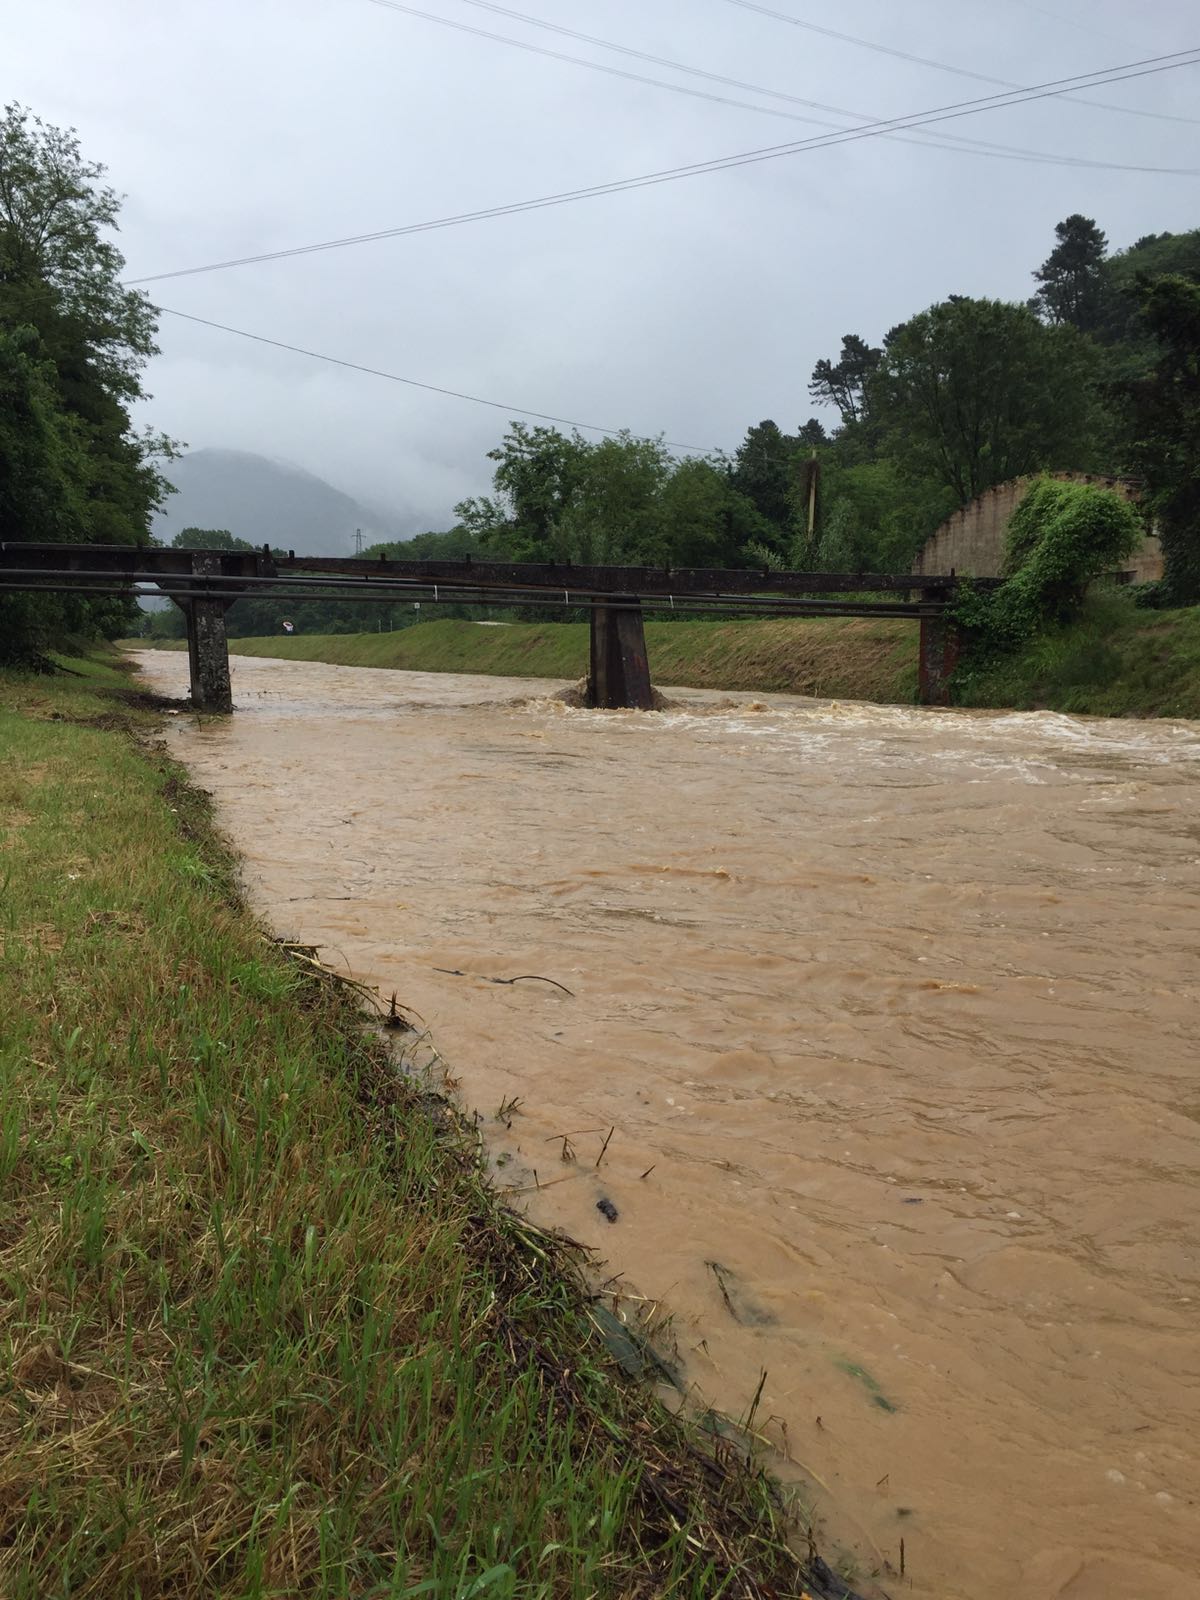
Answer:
[144,616,921,702]
[956,592,1200,718]
[0,658,836,1598]
[139,592,1200,717]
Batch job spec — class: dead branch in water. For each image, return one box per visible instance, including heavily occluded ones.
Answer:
[433,967,575,996]
[594,1125,616,1169]
[274,939,424,1029]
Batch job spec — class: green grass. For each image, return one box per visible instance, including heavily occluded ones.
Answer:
[135,591,1200,718]
[139,616,921,703]
[957,592,1200,718]
[0,660,824,1599]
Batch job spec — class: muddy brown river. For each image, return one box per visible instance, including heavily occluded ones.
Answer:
[133,649,1200,1600]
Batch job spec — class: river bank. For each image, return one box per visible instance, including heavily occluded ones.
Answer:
[0,655,829,1599]
[140,592,1200,717]
[130,648,1200,1600]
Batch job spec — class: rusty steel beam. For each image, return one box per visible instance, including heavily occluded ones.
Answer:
[274,553,974,596]
[0,542,991,597]
[0,567,942,614]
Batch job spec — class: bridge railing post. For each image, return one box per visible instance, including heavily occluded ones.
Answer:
[587,596,654,710]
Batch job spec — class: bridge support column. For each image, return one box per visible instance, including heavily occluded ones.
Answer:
[917,591,960,707]
[587,597,654,710]
[177,553,234,712]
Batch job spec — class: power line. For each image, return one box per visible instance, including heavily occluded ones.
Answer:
[362,0,1191,173]
[722,0,1200,126]
[125,48,1200,288]
[1003,0,1130,50]
[156,305,715,451]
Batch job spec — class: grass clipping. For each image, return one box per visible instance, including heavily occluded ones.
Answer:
[0,663,840,1600]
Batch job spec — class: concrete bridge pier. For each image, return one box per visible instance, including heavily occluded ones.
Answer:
[918,590,960,707]
[173,553,234,713]
[586,596,654,710]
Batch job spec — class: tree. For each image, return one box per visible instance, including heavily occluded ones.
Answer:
[0,106,159,397]
[1116,275,1200,604]
[729,419,796,538]
[456,422,770,577]
[1094,228,1200,363]
[0,103,174,661]
[1032,214,1109,332]
[808,334,882,425]
[0,326,86,542]
[871,297,1102,504]
[555,433,674,565]
[171,526,253,551]
[657,456,754,567]
[0,325,91,662]
[814,458,957,574]
[797,417,828,448]
[455,423,589,561]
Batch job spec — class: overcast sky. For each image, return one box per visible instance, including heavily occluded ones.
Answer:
[6,0,1198,529]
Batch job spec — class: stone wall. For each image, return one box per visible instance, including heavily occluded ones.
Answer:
[911,473,1161,581]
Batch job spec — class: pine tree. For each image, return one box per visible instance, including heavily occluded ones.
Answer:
[1032,214,1109,332]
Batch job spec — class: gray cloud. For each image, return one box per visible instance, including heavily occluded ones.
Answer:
[8,0,1197,529]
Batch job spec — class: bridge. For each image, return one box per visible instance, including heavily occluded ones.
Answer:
[1,542,987,712]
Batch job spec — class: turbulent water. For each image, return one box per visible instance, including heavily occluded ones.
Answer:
[134,649,1200,1600]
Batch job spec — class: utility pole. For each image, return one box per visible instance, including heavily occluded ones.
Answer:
[806,450,820,545]
[353,527,364,556]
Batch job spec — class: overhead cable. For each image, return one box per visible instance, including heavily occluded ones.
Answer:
[360,0,1192,171]
[155,306,715,450]
[722,0,1200,125]
[125,47,1200,288]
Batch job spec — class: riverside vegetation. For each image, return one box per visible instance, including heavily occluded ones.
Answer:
[0,653,850,1599]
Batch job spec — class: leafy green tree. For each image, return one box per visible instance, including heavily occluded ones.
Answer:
[871,297,1102,504]
[376,525,482,560]
[0,327,86,541]
[555,434,673,564]
[657,457,762,567]
[729,419,796,537]
[808,334,882,426]
[814,458,956,573]
[1032,214,1109,332]
[1116,275,1200,604]
[455,423,589,561]
[456,423,766,573]
[0,103,174,660]
[0,105,173,535]
[171,527,254,551]
[0,325,91,662]
[1095,228,1200,366]
[797,417,828,447]
[811,500,859,573]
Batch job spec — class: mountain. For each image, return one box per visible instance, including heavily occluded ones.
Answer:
[152,449,405,555]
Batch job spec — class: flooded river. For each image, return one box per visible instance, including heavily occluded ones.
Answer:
[134,649,1200,1600]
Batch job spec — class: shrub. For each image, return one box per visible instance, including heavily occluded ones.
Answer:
[954,478,1143,652]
